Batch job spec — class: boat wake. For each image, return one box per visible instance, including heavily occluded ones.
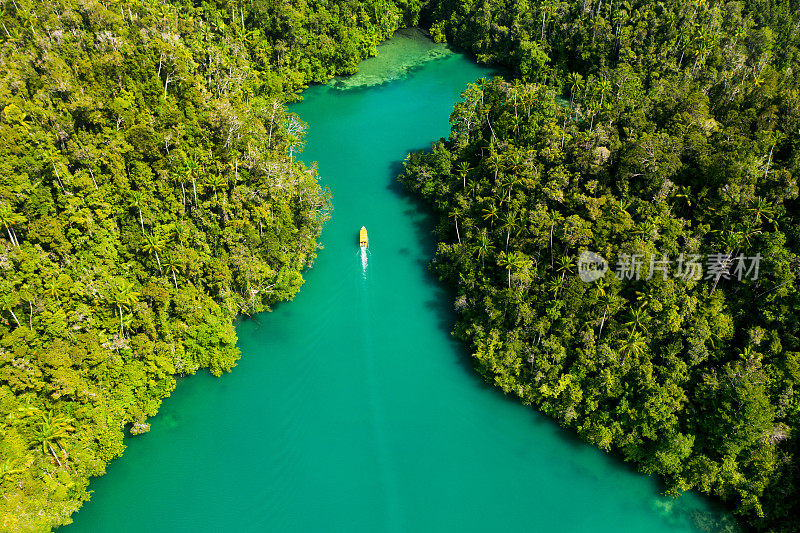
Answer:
[361,247,368,273]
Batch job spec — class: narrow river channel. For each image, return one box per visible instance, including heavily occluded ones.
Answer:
[64,29,732,533]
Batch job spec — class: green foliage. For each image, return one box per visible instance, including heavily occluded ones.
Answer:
[0,0,406,529]
[402,1,800,529]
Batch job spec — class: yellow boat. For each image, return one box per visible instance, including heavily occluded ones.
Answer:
[359,226,368,248]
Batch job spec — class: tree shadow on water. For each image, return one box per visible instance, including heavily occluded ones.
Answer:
[385,151,499,389]
[385,150,741,532]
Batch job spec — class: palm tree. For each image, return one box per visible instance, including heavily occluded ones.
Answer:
[284,114,306,165]
[498,250,512,287]
[618,330,647,365]
[632,220,656,241]
[162,254,181,289]
[143,233,164,274]
[17,8,38,37]
[540,0,558,40]
[499,159,523,203]
[501,210,520,250]
[674,185,693,209]
[509,114,523,136]
[168,222,190,246]
[613,7,629,45]
[448,207,463,244]
[185,157,201,206]
[241,29,257,46]
[466,180,480,199]
[567,72,584,108]
[623,306,650,334]
[675,24,692,66]
[486,148,504,182]
[455,161,471,188]
[109,278,140,335]
[498,251,527,288]
[482,203,500,228]
[473,228,493,268]
[635,288,657,311]
[127,191,146,233]
[556,255,575,282]
[45,276,65,301]
[597,292,619,338]
[746,197,776,228]
[539,65,554,88]
[597,77,612,107]
[497,173,512,203]
[731,25,747,49]
[545,210,563,267]
[199,20,212,44]
[546,276,564,299]
[692,43,710,76]
[0,202,24,247]
[505,151,524,176]
[591,277,608,298]
[206,173,226,202]
[29,412,74,464]
[274,39,288,68]
[155,3,174,30]
[18,283,34,330]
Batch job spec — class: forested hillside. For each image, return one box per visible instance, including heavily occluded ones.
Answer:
[402,0,800,530]
[4,0,800,529]
[0,0,411,530]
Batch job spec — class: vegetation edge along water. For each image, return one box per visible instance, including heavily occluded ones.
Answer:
[400,1,800,531]
[1,0,799,531]
[0,0,419,530]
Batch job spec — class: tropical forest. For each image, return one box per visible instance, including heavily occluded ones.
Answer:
[1,0,799,531]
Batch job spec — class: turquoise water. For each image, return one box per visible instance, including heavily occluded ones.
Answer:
[64,33,733,532]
